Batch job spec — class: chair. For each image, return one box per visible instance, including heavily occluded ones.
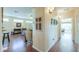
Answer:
[2,33,10,47]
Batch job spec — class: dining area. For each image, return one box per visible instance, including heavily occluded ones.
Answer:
[2,28,33,52]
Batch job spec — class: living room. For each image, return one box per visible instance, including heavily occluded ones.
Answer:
[2,7,34,51]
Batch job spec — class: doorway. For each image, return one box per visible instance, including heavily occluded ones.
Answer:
[59,17,76,51]
[61,18,72,40]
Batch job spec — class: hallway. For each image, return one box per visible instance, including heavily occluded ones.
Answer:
[49,33,78,52]
[1,7,79,52]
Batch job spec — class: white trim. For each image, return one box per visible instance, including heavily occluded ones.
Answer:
[47,42,55,51]
[46,39,59,52]
[0,47,4,52]
[32,45,42,52]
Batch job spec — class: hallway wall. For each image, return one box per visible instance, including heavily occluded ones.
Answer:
[32,8,60,51]
[75,9,79,45]
[0,8,3,51]
[33,7,45,51]
[44,8,59,51]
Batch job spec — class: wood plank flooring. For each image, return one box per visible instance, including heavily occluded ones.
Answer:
[3,33,78,52]
[49,33,78,52]
[3,34,38,52]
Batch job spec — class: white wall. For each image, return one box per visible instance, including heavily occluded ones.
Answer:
[74,9,79,51]
[0,8,3,51]
[44,8,59,51]
[33,8,59,52]
[33,8,45,52]
[69,9,79,49]
[75,11,79,45]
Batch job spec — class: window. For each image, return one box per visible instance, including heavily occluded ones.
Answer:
[26,21,33,23]
[3,18,9,22]
[14,19,23,23]
[61,18,72,23]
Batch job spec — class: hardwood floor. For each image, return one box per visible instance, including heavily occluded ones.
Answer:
[3,34,38,52]
[49,33,78,52]
[3,33,78,52]
[49,40,78,52]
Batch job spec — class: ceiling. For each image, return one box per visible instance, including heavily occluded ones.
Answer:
[55,7,74,13]
[55,7,75,19]
[3,7,35,20]
[3,7,75,20]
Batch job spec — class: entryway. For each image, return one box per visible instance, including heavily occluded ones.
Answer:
[49,17,77,52]
[60,18,76,52]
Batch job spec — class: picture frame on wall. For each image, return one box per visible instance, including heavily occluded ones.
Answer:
[16,23,21,27]
[51,17,58,25]
[36,17,42,30]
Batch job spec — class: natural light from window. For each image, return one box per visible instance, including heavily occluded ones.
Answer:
[14,19,23,23]
[26,21,33,23]
[61,18,72,23]
[3,18,9,22]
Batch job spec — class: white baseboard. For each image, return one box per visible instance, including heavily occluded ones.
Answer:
[33,39,59,52]
[46,39,59,52]
[32,45,42,52]
[47,43,55,51]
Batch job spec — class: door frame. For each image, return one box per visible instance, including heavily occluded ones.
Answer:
[59,17,73,40]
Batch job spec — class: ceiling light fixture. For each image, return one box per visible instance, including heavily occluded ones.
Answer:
[48,7,54,14]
